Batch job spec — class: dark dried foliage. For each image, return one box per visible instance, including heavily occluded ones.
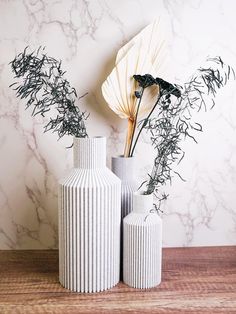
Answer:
[9,47,88,139]
[133,57,234,209]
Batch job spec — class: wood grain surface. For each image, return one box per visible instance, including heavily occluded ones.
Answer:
[0,246,235,313]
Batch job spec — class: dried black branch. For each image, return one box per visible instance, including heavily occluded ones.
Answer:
[133,57,234,203]
[9,46,88,139]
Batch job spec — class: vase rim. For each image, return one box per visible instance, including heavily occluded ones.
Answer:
[133,190,153,213]
[74,136,105,140]
[112,155,135,159]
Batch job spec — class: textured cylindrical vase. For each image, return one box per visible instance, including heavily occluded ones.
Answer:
[111,156,138,280]
[123,192,162,289]
[111,156,137,219]
[58,137,121,293]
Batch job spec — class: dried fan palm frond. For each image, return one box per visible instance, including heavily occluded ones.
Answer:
[102,19,168,157]
[116,17,167,73]
[102,42,158,119]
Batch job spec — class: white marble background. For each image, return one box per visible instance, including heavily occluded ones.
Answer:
[0,0,236,249]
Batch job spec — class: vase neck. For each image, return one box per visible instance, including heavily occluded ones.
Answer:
[133,192,153,214]
[73,137,106,169]
[111,156,135,181]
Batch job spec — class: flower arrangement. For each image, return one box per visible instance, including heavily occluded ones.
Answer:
[9,20,235,293]
[102,20,235,209]
[9,22,235,212]
[102,19,166,157]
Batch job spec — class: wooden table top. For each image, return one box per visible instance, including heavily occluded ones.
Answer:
[0,246,235,313]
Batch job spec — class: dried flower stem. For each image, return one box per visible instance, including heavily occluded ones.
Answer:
[126,87,144,157]
[124,118,135,157]
[130,92,162,157]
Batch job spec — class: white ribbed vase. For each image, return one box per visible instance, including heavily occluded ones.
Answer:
[111,156,137,219]
[123,192,162,289]
[58,137,121,293]
[111,156,137,280]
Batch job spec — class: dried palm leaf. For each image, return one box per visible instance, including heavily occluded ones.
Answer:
[116,17,167,72]
[102,18,168,156]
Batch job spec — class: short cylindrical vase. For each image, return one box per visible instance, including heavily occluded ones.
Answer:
[123,192,162,289]
[58,137,121,293]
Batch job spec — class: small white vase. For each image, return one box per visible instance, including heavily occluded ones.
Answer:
[123,192,162,289]
[58,137,121,293]
[111,156,137,219]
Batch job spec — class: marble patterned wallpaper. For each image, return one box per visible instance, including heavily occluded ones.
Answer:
[0,0,236,249]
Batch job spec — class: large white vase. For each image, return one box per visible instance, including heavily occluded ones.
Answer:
[123,192,162,289]
[58,137,121,293]
[111,156,137,219]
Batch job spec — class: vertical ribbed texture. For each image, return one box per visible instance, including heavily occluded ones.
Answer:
[123,193,162,289]
[111,157,137,219]
[111,157,137,280]
[58,137,121,293]
[74,137,106,168]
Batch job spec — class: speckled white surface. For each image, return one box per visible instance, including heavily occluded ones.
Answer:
[0,0,235,248]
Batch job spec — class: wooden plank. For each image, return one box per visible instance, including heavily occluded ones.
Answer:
[0,247,235,313]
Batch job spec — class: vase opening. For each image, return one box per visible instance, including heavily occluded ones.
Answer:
[111,155,135,181]
[133,191,153,214]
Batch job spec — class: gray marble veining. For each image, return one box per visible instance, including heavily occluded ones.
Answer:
[0,0,236,249]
